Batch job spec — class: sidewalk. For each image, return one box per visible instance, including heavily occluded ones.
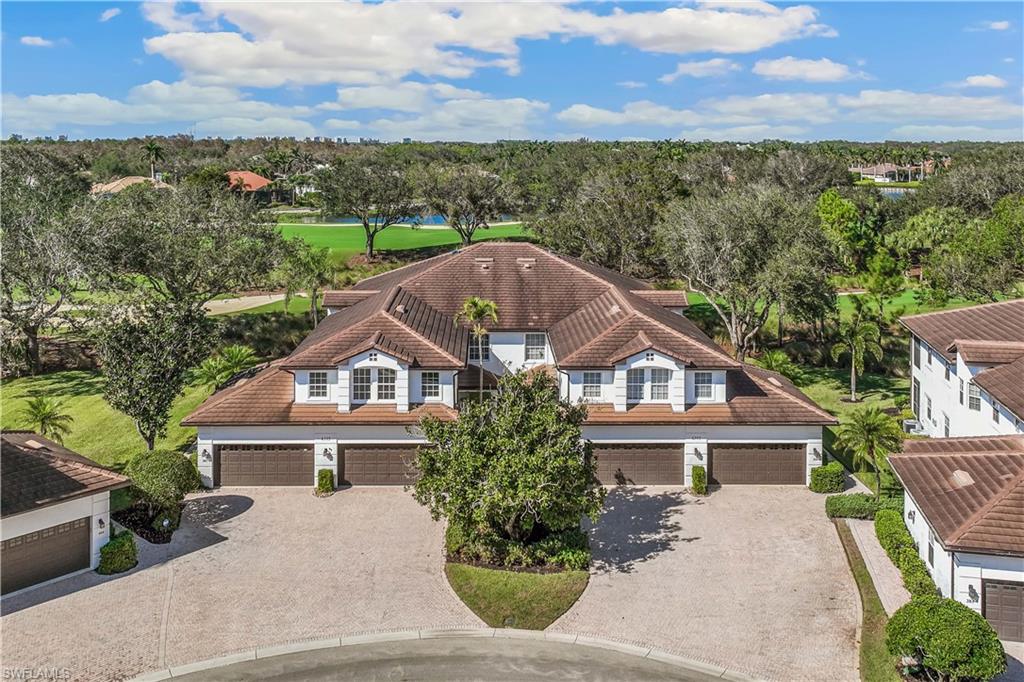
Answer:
[847,519,910,616]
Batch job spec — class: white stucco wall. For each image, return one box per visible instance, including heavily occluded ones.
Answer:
[477,331,554,375]
[1,492,113,573]
[410,369,456,404]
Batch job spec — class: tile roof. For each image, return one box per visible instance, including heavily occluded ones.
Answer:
[322,290,378,308]
[1,432,131,517]
[889,435,1024,557]
[90,176,172,194]
[900,299,1024,362]
[973,356,1024,420]
[950,340,1024,365]
[629,290,689,308]
[226,170,271,192]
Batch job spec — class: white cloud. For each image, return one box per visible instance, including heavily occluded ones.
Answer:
[20,36,55,47]
[1005,57,1016,63]
[889,124,1023,142]
[704,92,834,123]
[617,81,647,89]
[752,56,863,82]
[956,74,1007,89]
[975,20,1011,31]
[659,58,740,83]
[366,97,549,142]
[194,117,316,139]
[678,124,808,141]
[320,82,485,112]
[99,8,121,22]
[557,101,704,127]
[324,119,362,130]
[837,89,1022,121]
[142,1,834,88]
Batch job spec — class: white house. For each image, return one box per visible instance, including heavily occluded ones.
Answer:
[184,242,835,489]
[1,431,130,596]
[900,300,1024,439]
[889,436,1023,642]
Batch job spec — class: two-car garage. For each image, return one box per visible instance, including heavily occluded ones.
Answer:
[592,442,807,486]
[214,444,419,487]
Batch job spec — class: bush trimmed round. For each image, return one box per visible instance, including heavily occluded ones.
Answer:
[97,531,138,575]
[886,596,1006,681]
[125,449,201,516]
[691,465,708,496]
[810,461,845,493]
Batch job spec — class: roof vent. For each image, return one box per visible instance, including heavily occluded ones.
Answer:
[475,257,493,271]
[395,304,406,315]
[767,377,783,387]
[24,439,45,449]
[608,304,621,316]
[950,469,975,488]
[517,257,536,270]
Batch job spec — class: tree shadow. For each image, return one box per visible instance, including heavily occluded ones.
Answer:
[588,487,696,575]
[15,370,105,399]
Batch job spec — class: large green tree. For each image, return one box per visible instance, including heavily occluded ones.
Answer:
[420,164,516,245]
[414,371,604,543]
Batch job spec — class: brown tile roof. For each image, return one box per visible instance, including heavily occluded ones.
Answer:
[950,340,1024,365]
[973,356,1024,420]
[889,435,1024,557]
[629,290,689,308]
[1,432,131,517]
[900,299,1024,362]
[322,290,378,308]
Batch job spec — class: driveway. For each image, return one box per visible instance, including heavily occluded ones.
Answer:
[552,486,860,682]
[0,488,481,682]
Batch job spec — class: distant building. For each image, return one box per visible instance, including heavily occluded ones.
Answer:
[90,175,172,196]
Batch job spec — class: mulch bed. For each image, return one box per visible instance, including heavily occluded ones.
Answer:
[446,557,570,575]
[112,505,178,544]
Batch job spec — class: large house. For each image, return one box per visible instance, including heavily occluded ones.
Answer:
[183,242,836,489]
[900,300,1024,439]
[1,432,130,595]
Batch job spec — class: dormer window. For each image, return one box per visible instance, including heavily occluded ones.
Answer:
[582,372,602,399]
[627,369,644,402]
[525,333,546,361]
[650,368,670,400]
[352,368,371,401]
[694,371,713,400]
[378,368,396,400]
[308,371,329,399]
[351,367,397,403]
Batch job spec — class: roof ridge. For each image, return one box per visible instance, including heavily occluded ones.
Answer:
[743,365,837,421]
[629,303,738,367]
[382,301,463,366]
[901,298,1024,321]
[28,448,130,484]
[948,468,1024,547]
[557,314,634,365]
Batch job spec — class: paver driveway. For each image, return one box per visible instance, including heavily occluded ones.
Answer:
[551,486,860,682]
[0,488,482,682]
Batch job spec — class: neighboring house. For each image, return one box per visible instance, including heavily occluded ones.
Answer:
[226,170,272,193]
[889,436,1024,642]
[90,175,172,196]
[900,300,1024,439]
[183,242,835,489]
[1,431,131,596]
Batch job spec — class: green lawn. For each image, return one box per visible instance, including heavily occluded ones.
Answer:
[834,519,901,682]
[854,179,921,189]
[1,370,211,470]
[445,563,588,630]
[280,223,531,264]
[230,296,313,316]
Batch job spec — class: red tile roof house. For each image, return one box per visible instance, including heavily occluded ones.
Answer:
[889,436,1024,642]
[183,242,836,489]
[1,432,130,595]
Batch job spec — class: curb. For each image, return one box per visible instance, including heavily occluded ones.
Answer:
[130,628,762,681]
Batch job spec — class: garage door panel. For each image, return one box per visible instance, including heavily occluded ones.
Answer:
[984,579,1023,642]
[1,517,90,594]
[217,444,314,486]
[709,443,805,485]
[342,446,419,485]
[593,444,682,485]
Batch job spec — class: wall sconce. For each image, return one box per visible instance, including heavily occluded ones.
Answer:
[812,448,822,461]
[968,584,979,603]
[908,510,916,523]
[97,518,105,530]
[201,448,212,463]
[322,447,334,461]
[694,447,703,460]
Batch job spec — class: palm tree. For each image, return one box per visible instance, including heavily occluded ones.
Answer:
[192,345,260,387]
[20,396,74,444]
[140,140,165,179]
[458,296,499,402]
[280,244,335,325]
[757,349,797,380]
[836,406,903,499]
[831,317,883,402]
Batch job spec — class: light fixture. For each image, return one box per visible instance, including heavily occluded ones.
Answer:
[968,585,979,603]
[812,448,822,461]
[201,448,212,463]
[323,447,334,460]
[694,447,703,460]
[908,510,916,522]
[97,518,105,529]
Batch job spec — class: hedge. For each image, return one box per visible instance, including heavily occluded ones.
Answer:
[445,523,591,571]
[886,596,1006,681]
[316,469,334,495]
[810,461,845,494]
[896,547,938,598]
[97,531,138,575]
[874,509,913,556]
[691,465,707,496]
[874,508,937,598]
[825,493,902,519]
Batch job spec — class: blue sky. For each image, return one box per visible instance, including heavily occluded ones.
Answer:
[2,1,1022,142]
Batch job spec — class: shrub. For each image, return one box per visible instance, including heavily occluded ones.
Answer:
[810,461,845,493]
[886,596,1006,681]
[151,506,182,532]
[825,493,878,519]
[124,450,201,520]
[316,469,334,495]
[895,547,938,597]
[445,523,591,570]
[875,509,913,557]
[691,465,707,496]
[97,531,138,575]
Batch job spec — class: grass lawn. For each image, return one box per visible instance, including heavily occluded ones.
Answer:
[1,370,211,470]
[834,519,901,682]
[280,223,531,264]
[445,563,588,630]
[229,296,313,316]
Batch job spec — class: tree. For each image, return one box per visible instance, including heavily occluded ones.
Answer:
[316,157,419,259]
[124,449,201,527]
[414,371,605,543]
[19,396,74,444]
[864,250,905,320]
[458,296,499,403]
[0,146,92,374]
[835,406,903,499]
[755,350,798,380]
[816,188,875,272]
[140,140,165,180]
[96,304,214,450]
[277,241,335,325]
[192,345,260,388]
[830,315,883,402]
[421,164,515,245]
[890,206,965,268]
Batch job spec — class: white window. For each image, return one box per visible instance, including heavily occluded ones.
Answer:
[627,368,644,402]
[308,371,328,399]
[377,368,396,400]
[645,351,655,362]
[368,351,378,362]
[694,371,713,400]
[468,334,490,361]
[582,372,602,399]
[926,396,932,422]
[993,402,1001,424]
[943,414,950,438]
[913,339,921,368]
[650,368,670,400]
[421,371,440,399]
[968,383,981,411]
[525,333,546,361]
[352,368,371,401]
[959,378,964,405]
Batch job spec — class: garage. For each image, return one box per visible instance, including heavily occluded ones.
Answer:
[592,444,683,485]
[1,517,90,595]
[342,446,419,485]
[709,443,806,485]
[984,579,1023,642]
[216,444,314,486]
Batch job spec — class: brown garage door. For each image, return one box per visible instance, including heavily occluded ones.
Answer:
[2,517,90,594]
[709,443,806,485]
[984,579,1023,642]
[593,444,683,485]
[217,444,314,486]
[342,446,419,485]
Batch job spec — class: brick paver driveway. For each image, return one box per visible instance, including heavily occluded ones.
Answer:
[0,488,482,681]
[551,486,860,681]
